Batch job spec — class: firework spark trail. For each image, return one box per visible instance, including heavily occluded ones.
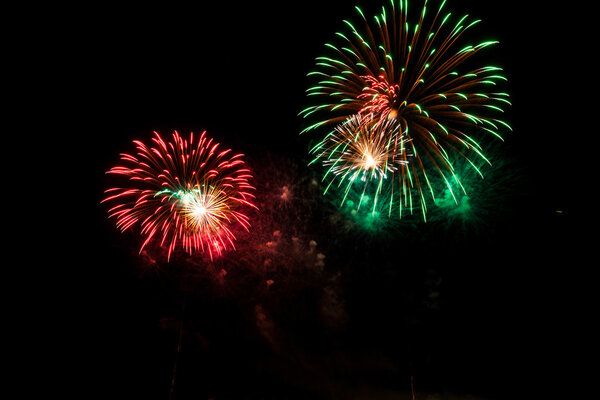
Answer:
[102,131,256,260]
[301,0,511,220]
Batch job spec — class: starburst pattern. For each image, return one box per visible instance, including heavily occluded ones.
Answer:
[301,0,511,219]
[103,131,256,260]
[315,114,409,211]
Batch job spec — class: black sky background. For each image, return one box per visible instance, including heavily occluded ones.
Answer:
[34,1,585,399]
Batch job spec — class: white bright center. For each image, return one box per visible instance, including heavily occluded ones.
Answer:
[364,153,377,169]
[193,205,207,217]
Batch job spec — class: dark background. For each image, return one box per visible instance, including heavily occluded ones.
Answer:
[40,0,583,399]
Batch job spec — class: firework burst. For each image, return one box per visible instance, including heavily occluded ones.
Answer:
[315,114,410,212]
[102,131,256,260]
[301,0,511,220]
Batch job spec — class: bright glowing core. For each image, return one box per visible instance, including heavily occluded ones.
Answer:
[364,153,377,169]
[193,205,207,217]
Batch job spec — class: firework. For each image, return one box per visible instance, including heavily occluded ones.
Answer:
[102,131,256,260]
[315,114,409,213]
[301,0,511,220]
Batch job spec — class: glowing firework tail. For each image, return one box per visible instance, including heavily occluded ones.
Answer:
[301,0,511,220]
[102,131,256,260]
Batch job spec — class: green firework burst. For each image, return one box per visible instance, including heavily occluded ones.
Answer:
[301,0,511,221]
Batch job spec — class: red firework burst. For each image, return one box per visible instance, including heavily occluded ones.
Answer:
[102,131,256,260]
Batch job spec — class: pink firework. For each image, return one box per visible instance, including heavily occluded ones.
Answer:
[102,131,256,260]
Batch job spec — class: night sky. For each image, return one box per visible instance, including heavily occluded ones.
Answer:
[43,1,583,399]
